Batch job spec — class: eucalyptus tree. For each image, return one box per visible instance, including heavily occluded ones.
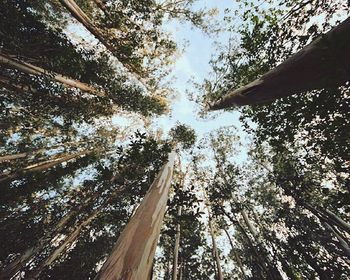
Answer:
[199,0,350,169]
[95,124,196,279]
[0,131,172,279]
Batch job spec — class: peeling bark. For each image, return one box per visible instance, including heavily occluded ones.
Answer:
[95,152,176,280]
[210,17,350,109]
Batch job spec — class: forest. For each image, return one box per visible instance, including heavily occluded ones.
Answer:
[0,0,349,279]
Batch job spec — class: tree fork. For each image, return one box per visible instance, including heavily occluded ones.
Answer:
[210,17,350,109]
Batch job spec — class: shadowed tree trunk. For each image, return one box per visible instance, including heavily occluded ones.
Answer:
[94,151,176,280]
[208,214,223,280]
[0,150,91,183]
[59,0,148,87]
[223,227,246,279]
[0,141,86,163]
[172,205,182,280]
[26,183,129,279]
[210,17,350,109]
[0,53,106,97]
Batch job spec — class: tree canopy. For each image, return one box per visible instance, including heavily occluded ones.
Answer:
[1,0,349,279]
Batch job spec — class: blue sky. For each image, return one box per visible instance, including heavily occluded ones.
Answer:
[152,0,245,141]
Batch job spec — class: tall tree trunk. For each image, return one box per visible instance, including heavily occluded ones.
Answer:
[0,141,85,163]
[210,17,350,109]
[27,184,128,279]
[0,53,105,97]
[0,184,102,279]
[0,150,91,183]
[240,211,283,280]
[324,222,350,257]
[59,0,148,87]
[222,227,246,279]
[94,152,176,280]
[303,202,350,234]
[325,208,350,234]
[208,215,223,280]
[172,205,182,280]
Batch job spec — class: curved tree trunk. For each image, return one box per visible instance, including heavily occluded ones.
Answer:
[223,227,246,279]
[210,17,350,109]
[0,53,105,97]
[303,202,350,234]
[94,152,176,280]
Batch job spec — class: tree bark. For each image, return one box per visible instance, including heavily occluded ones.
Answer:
[27,184,128,279]
[210,17,350,109]
[0,150,91,183]
[0,53,105,97]
[223,227,246,279]
[208,215,223,280]
[303,202,350,234]
[0,141,85,163]
[59,0,149,88]
[324,222,350,257]
[94,152,176,280]
[172,205,182,280]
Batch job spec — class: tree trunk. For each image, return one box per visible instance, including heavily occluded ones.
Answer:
[94,152,176,280]
[210,17,350,109]
[59,0,148,86]
[223,228,246,279]
[208,216,223,280]
[0,185,101,279]
[0,53,105,97]
[172,205,182,280]
[27,184,128,279]
[303,202,350,234]
[325,208,350,234]
[0,150,91,183]
[324,222,350,257]
[0,141,84,163]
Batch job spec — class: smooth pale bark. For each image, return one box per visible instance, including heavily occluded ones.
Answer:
[241,210,259,239]
[223,228,246,279]
[59,0,149,88]
[208,216,223,280]
[0,152,28,163]
[95,152,176,280]
[0,53,105,97]
[210,17,350,109]
[0,150,91,183]
[0,141,84,163]
[172,205,182,280]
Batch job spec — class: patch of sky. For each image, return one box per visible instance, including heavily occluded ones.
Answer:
[150,0,251,167]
